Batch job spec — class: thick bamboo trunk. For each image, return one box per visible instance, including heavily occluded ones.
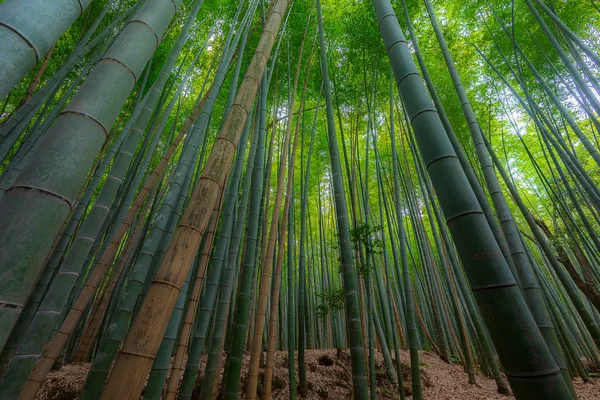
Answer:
[162,197,225,400]
[14,87,203,397]
[17,189,157,400]
[0,0,93,99]
[374,0,572,397]
[0,0,182,358]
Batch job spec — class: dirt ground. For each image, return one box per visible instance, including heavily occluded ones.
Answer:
[36,349,600,399]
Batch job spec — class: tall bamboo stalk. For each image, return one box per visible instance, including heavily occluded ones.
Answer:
[373,0,571,397]
[99,2,291,398]
[316,0,368,397]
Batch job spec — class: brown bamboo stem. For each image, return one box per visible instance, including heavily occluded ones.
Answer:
[17,46,55,108]
[163,193,225,400]
[98,2,290,397]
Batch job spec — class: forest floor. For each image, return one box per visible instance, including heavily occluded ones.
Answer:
[36,349,600,399]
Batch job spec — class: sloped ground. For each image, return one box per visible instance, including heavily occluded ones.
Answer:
[36,349,599,399]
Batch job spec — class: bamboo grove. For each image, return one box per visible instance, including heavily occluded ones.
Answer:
[0,0,599,398]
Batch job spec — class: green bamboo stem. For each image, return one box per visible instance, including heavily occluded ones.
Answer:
[220,71,268,400]
[373,0,571,397]
[0,8,206,396]
[523,0,600,117]
[0,0,94,99]
[316,0,368,397]
[387,66,423,399]
[0,0,183,356]
[143,263,194,399]
[0,0,135,160]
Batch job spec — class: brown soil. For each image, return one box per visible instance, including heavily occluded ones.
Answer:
[36,350,600,399]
